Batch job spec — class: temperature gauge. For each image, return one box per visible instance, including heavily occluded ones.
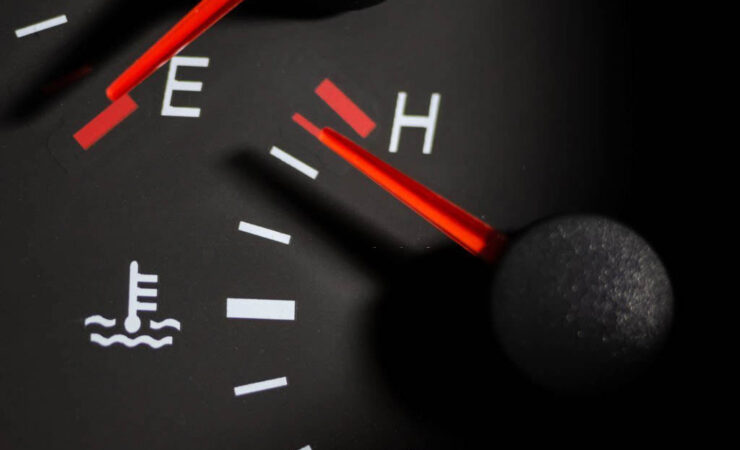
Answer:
[1,1,694,449]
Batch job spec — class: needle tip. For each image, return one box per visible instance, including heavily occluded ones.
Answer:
[292,113,322,139]
[105,86,118,102]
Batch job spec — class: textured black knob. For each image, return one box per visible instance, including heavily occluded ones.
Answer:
[491,215,673,393]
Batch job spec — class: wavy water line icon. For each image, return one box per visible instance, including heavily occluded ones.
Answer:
[84,315,117,328]
[149,318,181,331]
[89,333,173,349]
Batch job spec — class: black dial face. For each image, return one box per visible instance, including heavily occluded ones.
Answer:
[1,1,685,449]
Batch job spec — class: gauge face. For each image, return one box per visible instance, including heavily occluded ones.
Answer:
[1,1,685,449]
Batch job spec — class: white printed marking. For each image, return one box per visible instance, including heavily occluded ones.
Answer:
[149,318,181,331]
[270,146,319,179]
[161,56,210,118]
[125,261,159,334]
[238,221,291,245]
[84,315,116,328]
[234,377,288,397]
[389,92,442,155]
[15,15,68,38]
[227,298,295,321]
[90,333,172,349]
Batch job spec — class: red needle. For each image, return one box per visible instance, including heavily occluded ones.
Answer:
[318,128,508,263]
[106,0,244,101]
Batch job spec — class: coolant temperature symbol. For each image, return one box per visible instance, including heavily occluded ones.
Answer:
[84,261,181,349]
[125,261,158,333]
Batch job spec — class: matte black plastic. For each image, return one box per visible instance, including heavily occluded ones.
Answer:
[492,215,673,392]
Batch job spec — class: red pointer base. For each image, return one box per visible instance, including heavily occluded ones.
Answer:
[317,128,508,263]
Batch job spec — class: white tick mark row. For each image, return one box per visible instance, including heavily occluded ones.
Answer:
[238,221,291,245]
[270,146,318,179]
[227,298,295,321]
[15,15,68,38]
[234,377,288,397]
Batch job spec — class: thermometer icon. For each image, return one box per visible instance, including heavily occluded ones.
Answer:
[84,260,179,349]
[124,261,158,334]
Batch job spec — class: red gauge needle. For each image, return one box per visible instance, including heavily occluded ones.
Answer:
[317,128,508,263]
[106,0,244,101]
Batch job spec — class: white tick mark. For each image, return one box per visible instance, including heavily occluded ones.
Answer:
[270,146,318,179]
[226,298,295,321]
[234,377,288,397]
[238,221,291,245]
[15,15,68,38]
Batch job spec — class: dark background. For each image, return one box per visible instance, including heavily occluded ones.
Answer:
[1,1,704,449]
